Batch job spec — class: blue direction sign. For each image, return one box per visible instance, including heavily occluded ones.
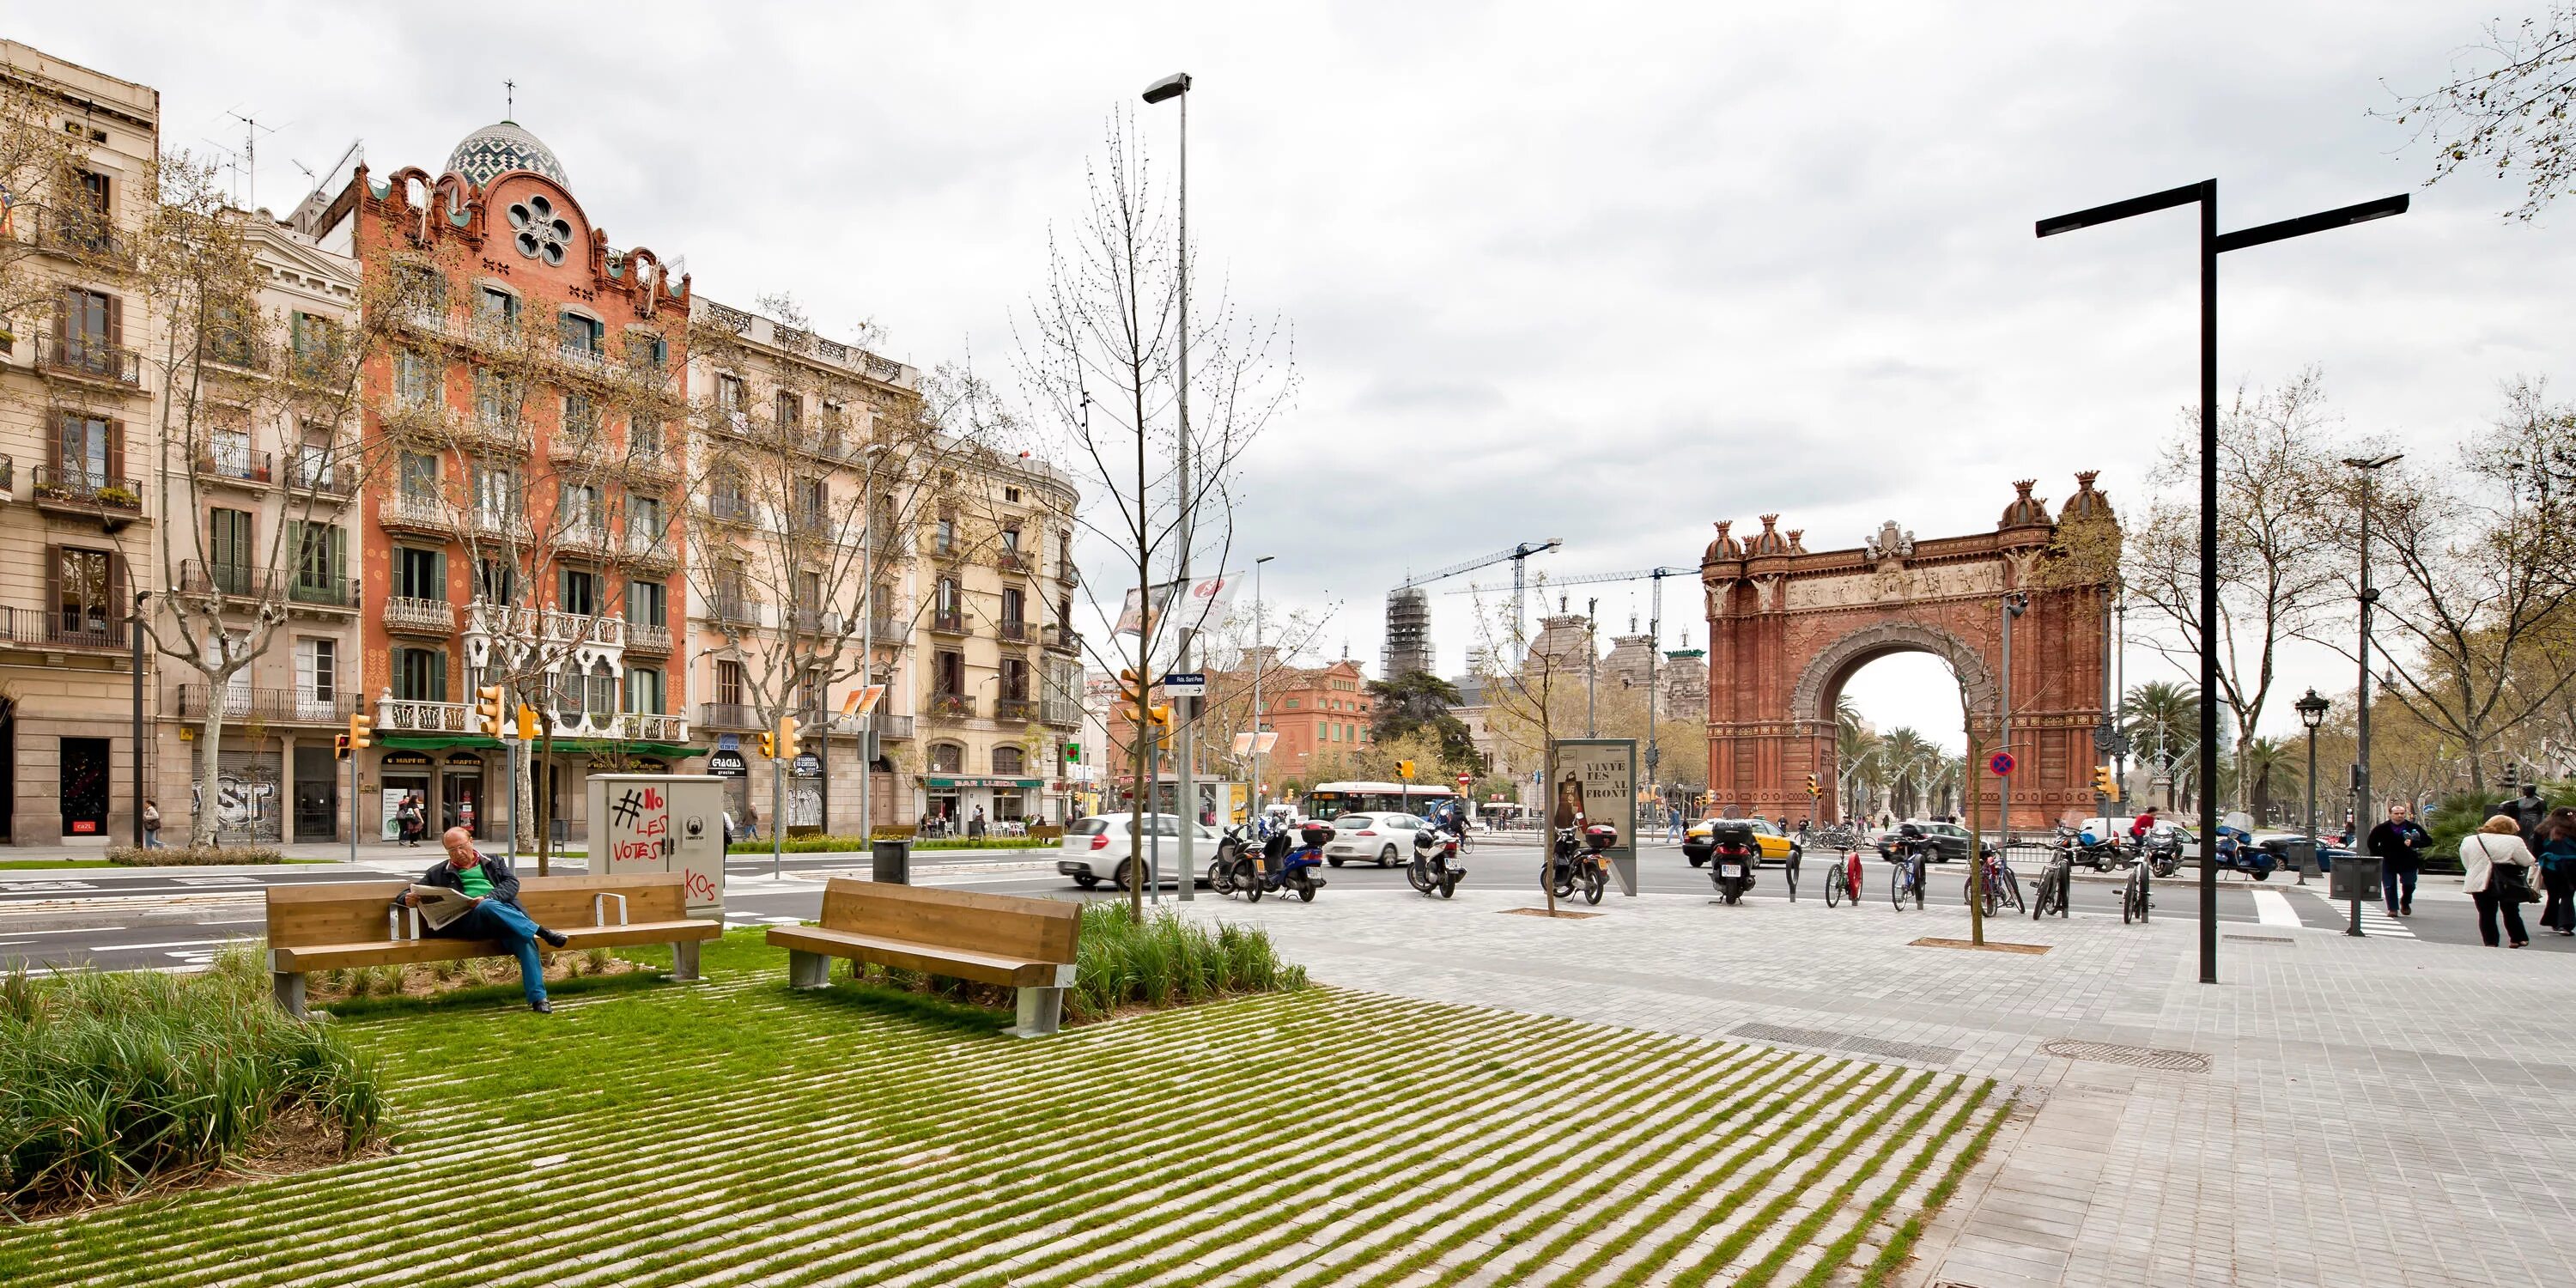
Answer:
[1162,671,1208,697]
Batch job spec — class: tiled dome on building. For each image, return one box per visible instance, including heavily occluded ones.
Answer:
[1705,519,1742,562]
[445,119,568,189]
[1998,479,2050,528]
[1746,513,1790,556]
[2060,470,2113,520]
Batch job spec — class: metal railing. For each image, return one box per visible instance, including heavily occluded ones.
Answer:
[175,684,357,723]
[35,336,143,388]
[287,575,361,609]
[177,559,264,598]
[928,693,975,718]
[40,213,131,264]
[32,465,142,512]
[994,696,1036,722]
[0,605,125,650]
[285,456,356,495]
[698,702,762,731]
[705,493,756,524]
[928,611,967,635]
[874,714,914,739]
[1044,624,1084,654]
[194,448,273,485]
[384,597,455,633]
[867,616,910,644]
[997,550,1033,574]
[997,620,1030,644]
[711,596,762,627]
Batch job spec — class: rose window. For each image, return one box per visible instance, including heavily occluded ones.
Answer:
[507,194,572,265]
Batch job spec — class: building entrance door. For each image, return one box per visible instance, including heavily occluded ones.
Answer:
[295,744,338,841]
[442,772,482,839]
[60,737,110,837]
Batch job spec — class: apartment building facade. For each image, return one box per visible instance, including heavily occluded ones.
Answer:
[0,43,160,843]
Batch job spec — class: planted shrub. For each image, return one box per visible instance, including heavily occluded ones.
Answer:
[0,943,384,1215]
[1063,905,1307,1024]
[105,844,284,866]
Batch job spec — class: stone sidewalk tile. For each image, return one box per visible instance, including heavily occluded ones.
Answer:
[1176,885,2576,1287]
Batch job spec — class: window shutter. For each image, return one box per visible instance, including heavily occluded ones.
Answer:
[430,549,447,601]
[45,545,60,627]
[330,525,347,580]
[52,289,68,351]
[106,420,125,483]
[106,551,126,628]
[281,518,301,578]
[105,295,124,349]
[431,648,447,702]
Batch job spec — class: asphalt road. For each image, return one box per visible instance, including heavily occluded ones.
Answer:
[0,837,2541,974]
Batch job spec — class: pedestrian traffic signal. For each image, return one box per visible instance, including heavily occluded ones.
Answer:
[347,713,374,751]
[333,733,352,760]
[475,684,505,737]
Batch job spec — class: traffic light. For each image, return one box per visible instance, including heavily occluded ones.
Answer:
[514,705,540,742]
[475,684,504,737]
[2093,766,2120,800]
[758,728,775,759]
[1395,759,1416,781]
[333,733,352,760]
[778,715,801,758]
[347,712,374,751]
[2504,760,2521,789]
[1804,773,1820,798]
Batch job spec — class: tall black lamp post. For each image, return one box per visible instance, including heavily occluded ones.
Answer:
[2296,686,2330,897]
[2037,181,2408,985]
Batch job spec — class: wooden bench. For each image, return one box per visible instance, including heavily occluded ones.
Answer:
[265,873,725,1018]
[767,878,1082,1037]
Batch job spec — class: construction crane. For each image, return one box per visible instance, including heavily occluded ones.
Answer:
[1449,564,1694,787]
[1383,538,1560,677]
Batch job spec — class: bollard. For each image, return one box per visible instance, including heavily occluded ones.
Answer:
[872,838,912,885]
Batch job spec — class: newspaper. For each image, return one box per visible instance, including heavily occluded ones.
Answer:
[410,885,483,932]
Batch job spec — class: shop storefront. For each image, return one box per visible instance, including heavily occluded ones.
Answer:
[920,775,1045,831]
[378,751,435,841]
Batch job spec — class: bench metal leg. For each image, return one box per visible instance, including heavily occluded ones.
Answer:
[670,940,702,982]
[273,971,307,1019]
[1005,986,1064,1038]
[788,949,832,989]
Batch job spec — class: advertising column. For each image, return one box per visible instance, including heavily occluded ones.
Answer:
[1553,738,1640,896]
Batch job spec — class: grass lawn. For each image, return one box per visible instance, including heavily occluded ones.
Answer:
[0,929,2002,1287]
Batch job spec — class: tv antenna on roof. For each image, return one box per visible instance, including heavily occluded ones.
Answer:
[224,109,282,210]
[505,79,517,119]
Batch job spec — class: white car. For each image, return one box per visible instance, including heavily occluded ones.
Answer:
[1056,814,1225,889]
[1321,813,1428,867]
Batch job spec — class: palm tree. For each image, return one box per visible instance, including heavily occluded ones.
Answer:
[2236,736,2301,823]
[2123,681,2197,804]
[1837,717,1883,821]
[1880,726,1938,818]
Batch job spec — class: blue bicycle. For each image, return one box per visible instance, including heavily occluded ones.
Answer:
[1888,845,1928,910]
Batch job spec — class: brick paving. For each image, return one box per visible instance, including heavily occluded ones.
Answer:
[1179,883,2576,1286]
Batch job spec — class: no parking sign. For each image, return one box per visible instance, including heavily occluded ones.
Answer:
[1987,751,2017,777]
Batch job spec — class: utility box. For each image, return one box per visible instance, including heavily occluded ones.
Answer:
[2329,853,2381,905]
[585,775,727,919]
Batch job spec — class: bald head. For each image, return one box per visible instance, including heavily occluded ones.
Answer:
[440,827,479,866]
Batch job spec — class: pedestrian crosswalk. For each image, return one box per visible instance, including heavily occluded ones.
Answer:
[2300,889,2416,939]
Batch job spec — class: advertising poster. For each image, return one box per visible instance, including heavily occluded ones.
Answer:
[1552,738,1640,896]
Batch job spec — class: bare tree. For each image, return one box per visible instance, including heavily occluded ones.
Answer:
[1015,109,1296,920]
[136,155,379,846]
[0,58,96,340]
[2126,370,2345,807]
[2314,392,2576,794]
[1468,585,1593,914]
[2385,6,2576,221]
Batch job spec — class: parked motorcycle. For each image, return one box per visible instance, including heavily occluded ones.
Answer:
[1206,823,1255,896]
[1408,825,1466,899]
[1545,825,1612,905]
[1228,823,1329,902]
[2209,811,2274,881]
[2056,823,2129,872]
[2140,826,2184,878]
[1705,819,1760,905]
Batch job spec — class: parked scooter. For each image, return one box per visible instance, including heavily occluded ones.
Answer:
[2209,811,2275,881]
[1230,822,1329,902]
[1545,825,1612,905]
[2057,823,2129,872]
[1206,823,1255,896]
[2140,825,2185,878]
[1408,823,1465,899]
[1705,819,1760,905]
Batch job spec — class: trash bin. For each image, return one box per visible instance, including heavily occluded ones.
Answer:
[2330,854,2381,904]
[872,838,911,885]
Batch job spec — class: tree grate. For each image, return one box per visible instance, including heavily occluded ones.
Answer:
[1728,1022,1959,1066]
[2040,1037,2211,1072]
[2225,933,2294,945]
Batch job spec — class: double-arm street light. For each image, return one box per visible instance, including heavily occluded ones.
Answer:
[2342,451,2403,917]
[1144,70,1196,900]
[2038,179,2407,985]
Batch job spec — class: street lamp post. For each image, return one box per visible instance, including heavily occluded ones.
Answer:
[1585,598,1597,738]
[2296,687,2337,921]
[1144,70,1194,900]
[1251,555,1273,813]
[2343,452,2402,926]
[2038,180,2408,985]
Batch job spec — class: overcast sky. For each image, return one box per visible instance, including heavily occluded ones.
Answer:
[28,3,2561,750]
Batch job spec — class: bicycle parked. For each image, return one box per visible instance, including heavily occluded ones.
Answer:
[1823,847,1866,907]
[2031,845,2073,919]
[1969,844,2025,918]
[2121,848,2153,923]
[1888,846,1927,910]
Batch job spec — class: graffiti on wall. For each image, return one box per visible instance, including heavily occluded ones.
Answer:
[196,751,283,842]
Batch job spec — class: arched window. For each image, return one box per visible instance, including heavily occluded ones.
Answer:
[588,659,616,720]
[929,742,964,774]
[993,745,1024,775]
[555,660,582,718]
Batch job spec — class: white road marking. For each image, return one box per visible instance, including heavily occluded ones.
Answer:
[88,939,230,951]
[172,876,260,886]
[2303,889,2416,939]
[0,878,100,889]
[2252,890,2300,927]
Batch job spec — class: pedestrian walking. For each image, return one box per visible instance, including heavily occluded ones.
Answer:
[969,806,987,839]
[2537,807,2576,937]
[141,799,162,849]
[2463,815,2537,949]
[1668,808,1683,842]
[740,801,762,843]
[2366,802,2430,916]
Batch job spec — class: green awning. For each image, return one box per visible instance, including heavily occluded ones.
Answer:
[380,735,502,750]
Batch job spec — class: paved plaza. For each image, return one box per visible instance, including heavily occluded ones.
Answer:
[1178,884,2575,1288]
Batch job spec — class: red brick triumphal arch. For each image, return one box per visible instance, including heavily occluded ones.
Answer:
[1700,474,2117,830]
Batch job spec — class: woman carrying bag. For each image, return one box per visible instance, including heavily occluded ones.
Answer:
[2538,807,2576,937]
[2462,814,2539,949]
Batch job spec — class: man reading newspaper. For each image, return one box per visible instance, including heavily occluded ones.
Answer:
[392,827,570,1013]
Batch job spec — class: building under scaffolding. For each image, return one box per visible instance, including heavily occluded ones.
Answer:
[1382,586,1434,679]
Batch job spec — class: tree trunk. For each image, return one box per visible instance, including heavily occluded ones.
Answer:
[534,732,555,875]
[191,696,228,848]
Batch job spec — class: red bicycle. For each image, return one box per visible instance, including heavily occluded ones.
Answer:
[1822,848,1866,907]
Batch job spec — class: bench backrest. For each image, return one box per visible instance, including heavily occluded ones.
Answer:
[817,878,1080,964]
[265,873,696,949]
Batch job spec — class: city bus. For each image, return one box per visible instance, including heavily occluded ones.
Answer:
[1300,781,1466,822]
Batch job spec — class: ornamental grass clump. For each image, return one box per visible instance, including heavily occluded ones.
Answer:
[0,942,384,1217]
[1064,905,1307,1023]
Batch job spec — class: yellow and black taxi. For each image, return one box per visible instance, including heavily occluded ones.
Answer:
[1682,817,1801,866]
